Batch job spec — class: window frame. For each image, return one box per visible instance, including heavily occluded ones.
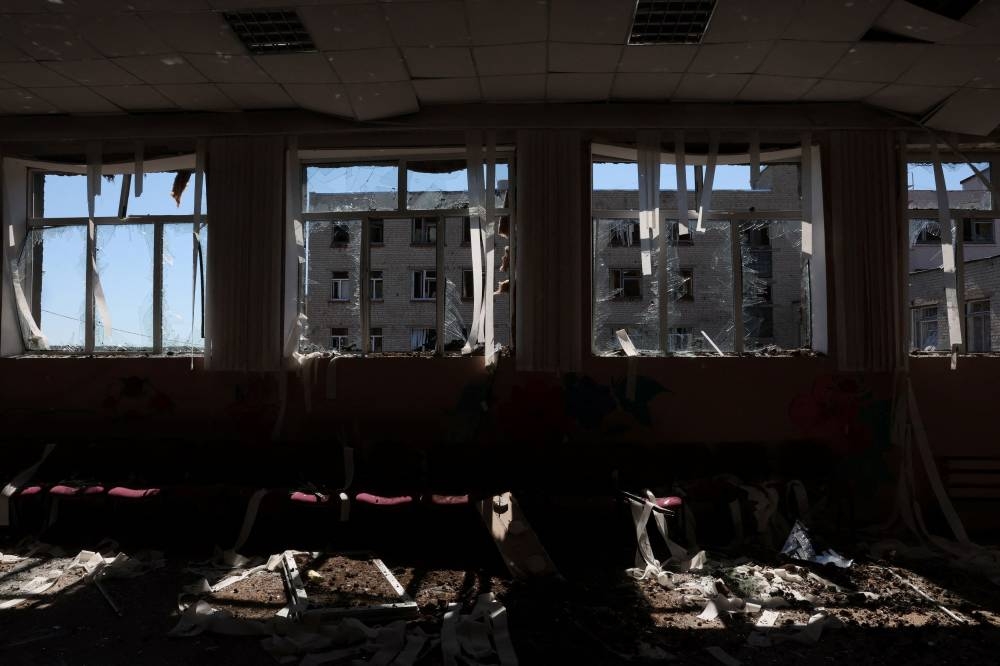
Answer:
[330,271,349,302]
[609,267,642,301]
[411,269,437,301]
[369,270,384,301]
[330,327,349,351]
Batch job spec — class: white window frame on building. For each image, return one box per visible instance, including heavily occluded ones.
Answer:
[370,326,383,353]
[331,326,349,351]
[331,271,349,301]
[912,305,939,352]
[370,270,384,301]
[966,299,991,352]
[411,217,437,245]
[412,269,437,301]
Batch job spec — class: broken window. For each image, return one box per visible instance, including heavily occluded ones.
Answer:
[963,218,995,244]
[304,163,398,212]
[610,268,642,301]
[668,327,692,351]
[370,220,384,244]
[678,268,694,300]
[912,306,940,352]
[370,327,383,353]
[330,327,349,351]
[609,220,640,247]
[410,327,437,352]
[412,269,436,300]
[370,270,383,301]
[300,219,362,354]
[330,223,350,245]
[411,218,437,245]
[461,269,475,300]
[331,271,349,301]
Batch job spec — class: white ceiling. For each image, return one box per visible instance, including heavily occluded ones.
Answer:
[1,0,1000,134]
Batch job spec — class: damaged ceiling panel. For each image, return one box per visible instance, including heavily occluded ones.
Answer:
[0,1,997,134]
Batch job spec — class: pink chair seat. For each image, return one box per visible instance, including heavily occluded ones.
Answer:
[654,496,683,508]
[108,486,160,499]
[49,484,105,496]
[429,494,469,505]
[355,493,413,506]
[18,485,43,496]
[289,491,330,504]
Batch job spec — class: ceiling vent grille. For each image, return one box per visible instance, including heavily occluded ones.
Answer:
[223,9,316,55]
[628,0,717,45]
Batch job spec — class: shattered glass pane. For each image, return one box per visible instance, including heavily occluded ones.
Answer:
[908,217,954,352]
[407,161,468,210]
[372,218,436,353]
[907,162,991,210]
[305,164,398,213]
[300,219,363,353]
[740,220,809,352]
[444,216,472,352]
[162,223,205,351]
[667,219,734,354]
[493,215,511,353]
[31,226,87,350]
[95,224,155,350]
[36,173,123,218]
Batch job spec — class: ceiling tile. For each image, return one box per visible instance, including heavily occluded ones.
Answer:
[480,74,547,101]
[783,0,892,41]
[139,12,244,55]
[79,14,172,57]
[0,14,101,61]
[673,73,751,100]
[412,77,481,104]
[738,75,817,101]
[347,81,419,121]
[299,5,394,51]
[327,48,409,84]
[938,0,1000,44]
[703,0,802,43]
[0,40,29,63]
[688,42,774,75]
[44,60,141,86]
[216,83,295,109]
[30,86,121,113]
[156,83,237,111]
[757,42,851,78]
[283,83,355,117]
[610,72,681,100]
[51,0,211,10]
[547,73,613,101]
[549,0,634,44]
[827,43,928,83]
[90,85,176,111]
[0,62,75,88]
[549,43,623,73]
[114,55,207,85]
[384,1,469,47]
[866,84,956,114]
[873,0,972,44]
[255,54,339,84]
[897,45,996,88]
[0,88,60,114]
[617,45,697,73]
[187,54,271,84]
[402,47,476,79]
[801,79,885,101]
[473,43,546,76]
[466,0,547,45]
[925,88,1000,136]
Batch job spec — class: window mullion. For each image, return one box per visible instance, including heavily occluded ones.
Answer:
[361,216,370,354]
[954,209,967,352]
[731,220,744,354]
[435,215,445,355]
[85,220,96,353]
[397,159,407,213]
[153,222,163,354]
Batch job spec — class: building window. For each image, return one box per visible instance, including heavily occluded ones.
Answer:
[412,217,437,245]
[610,268,641,301]
[912,306,939,351]
[966,300,991,352]
[667,220,693,245]
[678,268,694,300]
[330,327,349,351]
[412,269,436,300]
[370,220,384,244]
[331,223,350,245]
[410,327,437,351]
[744,305,774,339]
[462,269,474,300]
[370,327,383,353]
[668,327,692,351]
[609,220,640,247]
[915,221,941,244]
[370,270,383,301]
[331,271,349,301]
[963,218,994,244]
[462,216,472,244]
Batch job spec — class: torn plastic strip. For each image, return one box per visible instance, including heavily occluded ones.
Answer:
[696,132,719,233]
[484,132,497,367]
[930,139,962,360]
[133,141,143,198]
[87,143,112,343]
[464,131,485,354]
[637,132,660,275]
[192,140,205,367]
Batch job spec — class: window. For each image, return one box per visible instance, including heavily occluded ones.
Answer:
[331,271,349,301]
[963,218,994,244]
[609,220,640,247]
[412,218,437,245]
[370,220,384,244]
[744,305,774,339]
[330,223,350,245]
[915,221,941,244]
[412,269,436,300]
[678,268,694,300]
[912,306,939,351]
[610,268,641,301]
[966,300,991,352]
[370,270,383,301]
[462,269,474,300]
[410,327,437,351]
[668,327,692,351]
[370,327,383,353]
[462,217,472,244]
[667,220,693,245]
[330,327,349,351]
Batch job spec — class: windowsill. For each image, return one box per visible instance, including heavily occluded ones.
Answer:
[9,352,204,359]
[591,349,822,359]
[410,298,436,302]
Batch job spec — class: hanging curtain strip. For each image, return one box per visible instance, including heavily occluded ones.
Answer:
[463,130,485,354]
[801,132,813,225]
[697,131,719,232]
[133,141,144,198]
[191,139,205,368]
[484,131,497,367]
[636,131,659,276]
[1,156,47,351]
[86,143,112,343]
[749,131,761,190]
[930,139,963,359]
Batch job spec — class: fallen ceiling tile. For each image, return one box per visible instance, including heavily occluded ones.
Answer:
[801,79,886,101]
[548,43,623,73]
[29,86,122,114]
[186,54,272,84]
[924,88,1000,136]
[617,44,697,72]
[547,72,614,101]
[738,75,818,101]
[687,41,774,75]
[139,11,244,55]
[783,0,893,41]
[550,0,634,44]
[89,84,176,111]
[873,0,973,43]
[937,0,1000,44]
[255,53,339,84]
[155,83,238,111]
[327,48,409,84]
[215,83,295,109]
[114,55,208,85]
[466,0,548,45]
[283,83,354,117]
[703,0,801,43]
[610,72,682,100]
[0,40,29,63]
[897,45,998,87]
[673,73,751,100]
[346,81,419,121]
[384,1,470,47]
[756,41,852,79]
[0,62,75,88]
[826,42,928,83]
[0,88,60,114]
[402,47,476,79]
[866,83,957,114]
[79,13,172,58]
[473,43,546,77]
[44,59,141,87]
[412,77,482,104]
[298,4,394,51]
[480,74,547,101]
